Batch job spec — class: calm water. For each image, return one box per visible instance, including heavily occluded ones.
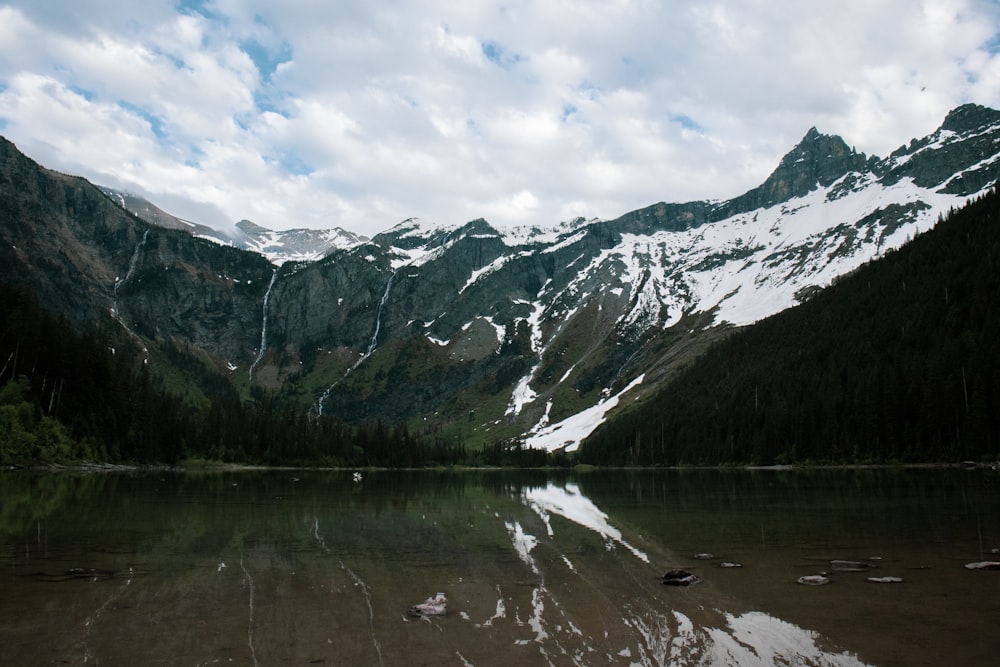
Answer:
[1,468,998,666]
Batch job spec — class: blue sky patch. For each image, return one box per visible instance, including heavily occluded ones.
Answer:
[481,40,523,70]
[986,32,1000,55]
[240,37,292,82]
[670,114,704,133]
[67,84,96,102]
[253,89,288,116]
[276,151,313,177]
[176,0,217,21]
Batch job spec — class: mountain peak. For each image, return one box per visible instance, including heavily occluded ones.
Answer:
[940,103,1000,135]
[763,126,865,196]
[780,127,853,165]
[236,219,269,235]
[713,126,867,217]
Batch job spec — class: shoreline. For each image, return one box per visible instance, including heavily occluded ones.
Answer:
[5,460,998,474]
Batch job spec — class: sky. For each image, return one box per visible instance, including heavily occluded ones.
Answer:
[1,1,999,237]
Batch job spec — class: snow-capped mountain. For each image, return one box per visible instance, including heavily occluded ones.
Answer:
[233,219,366,264]
[2,103,999,452]
[99,187,367,264]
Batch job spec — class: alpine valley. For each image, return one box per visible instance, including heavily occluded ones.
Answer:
[2,103,1000,459]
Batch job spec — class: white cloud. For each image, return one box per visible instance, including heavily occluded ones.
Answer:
[1,0,999,236]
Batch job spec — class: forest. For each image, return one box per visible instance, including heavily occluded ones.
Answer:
[581,184,1000,466]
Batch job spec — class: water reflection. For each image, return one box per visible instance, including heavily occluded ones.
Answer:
[523,481,649,562]
[0,468,997,665]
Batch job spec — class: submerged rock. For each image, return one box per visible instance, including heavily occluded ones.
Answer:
[662,569,700,586]
[693,553,714,560]
[830,559,878,572]
[797,574,830,586]
[719,561,743,568]
[866,576,903,583]
[410,592,447,616]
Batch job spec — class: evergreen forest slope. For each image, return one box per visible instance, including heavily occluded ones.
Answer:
[0,286,472,467]
[581,185,1000,466]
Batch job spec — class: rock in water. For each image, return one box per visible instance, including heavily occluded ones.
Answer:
[797,574,830,586]
[866,576,903,583]
[662,569,700,586]
[410,592,447,616]
[964,561,1000,570]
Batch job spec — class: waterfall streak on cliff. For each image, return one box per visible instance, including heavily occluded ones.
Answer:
[110,229,151,361]
[313,271,396,417]
[353,271,396,370]
[123,229,149,285]
[113,229,150,310]
[249,269,278,380]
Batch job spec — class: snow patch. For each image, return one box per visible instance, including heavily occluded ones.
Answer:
[525,375,644,452]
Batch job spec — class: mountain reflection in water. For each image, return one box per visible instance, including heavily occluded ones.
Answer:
[1,468,997,666]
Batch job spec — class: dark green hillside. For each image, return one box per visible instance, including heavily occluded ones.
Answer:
[582,184,1000,466]
[0,284,473,467]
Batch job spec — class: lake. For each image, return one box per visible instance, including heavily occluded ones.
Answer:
[0,467,997,666]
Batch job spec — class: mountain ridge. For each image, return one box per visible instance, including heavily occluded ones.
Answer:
[103,103,1000,261]
[2,103,999,453]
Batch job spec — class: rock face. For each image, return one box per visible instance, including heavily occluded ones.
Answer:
[717,127,871,217]
[2,104,1000,448]
[0,139,275,376]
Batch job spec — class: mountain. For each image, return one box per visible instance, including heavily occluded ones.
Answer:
[581,181,1000,465]
[98,186,367,265]
[2,103,999,454]
[233,219,366,265]
[97,186,230,242]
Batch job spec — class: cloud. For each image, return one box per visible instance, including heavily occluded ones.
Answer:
[1,0,999,236]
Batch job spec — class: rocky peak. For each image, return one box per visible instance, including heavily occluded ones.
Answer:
[879,103,1000,194]
[710,128,868,220]
[761,127,867,199]
[457,217,501,237]
[939,103,1000,135]
[235,219,270,235]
